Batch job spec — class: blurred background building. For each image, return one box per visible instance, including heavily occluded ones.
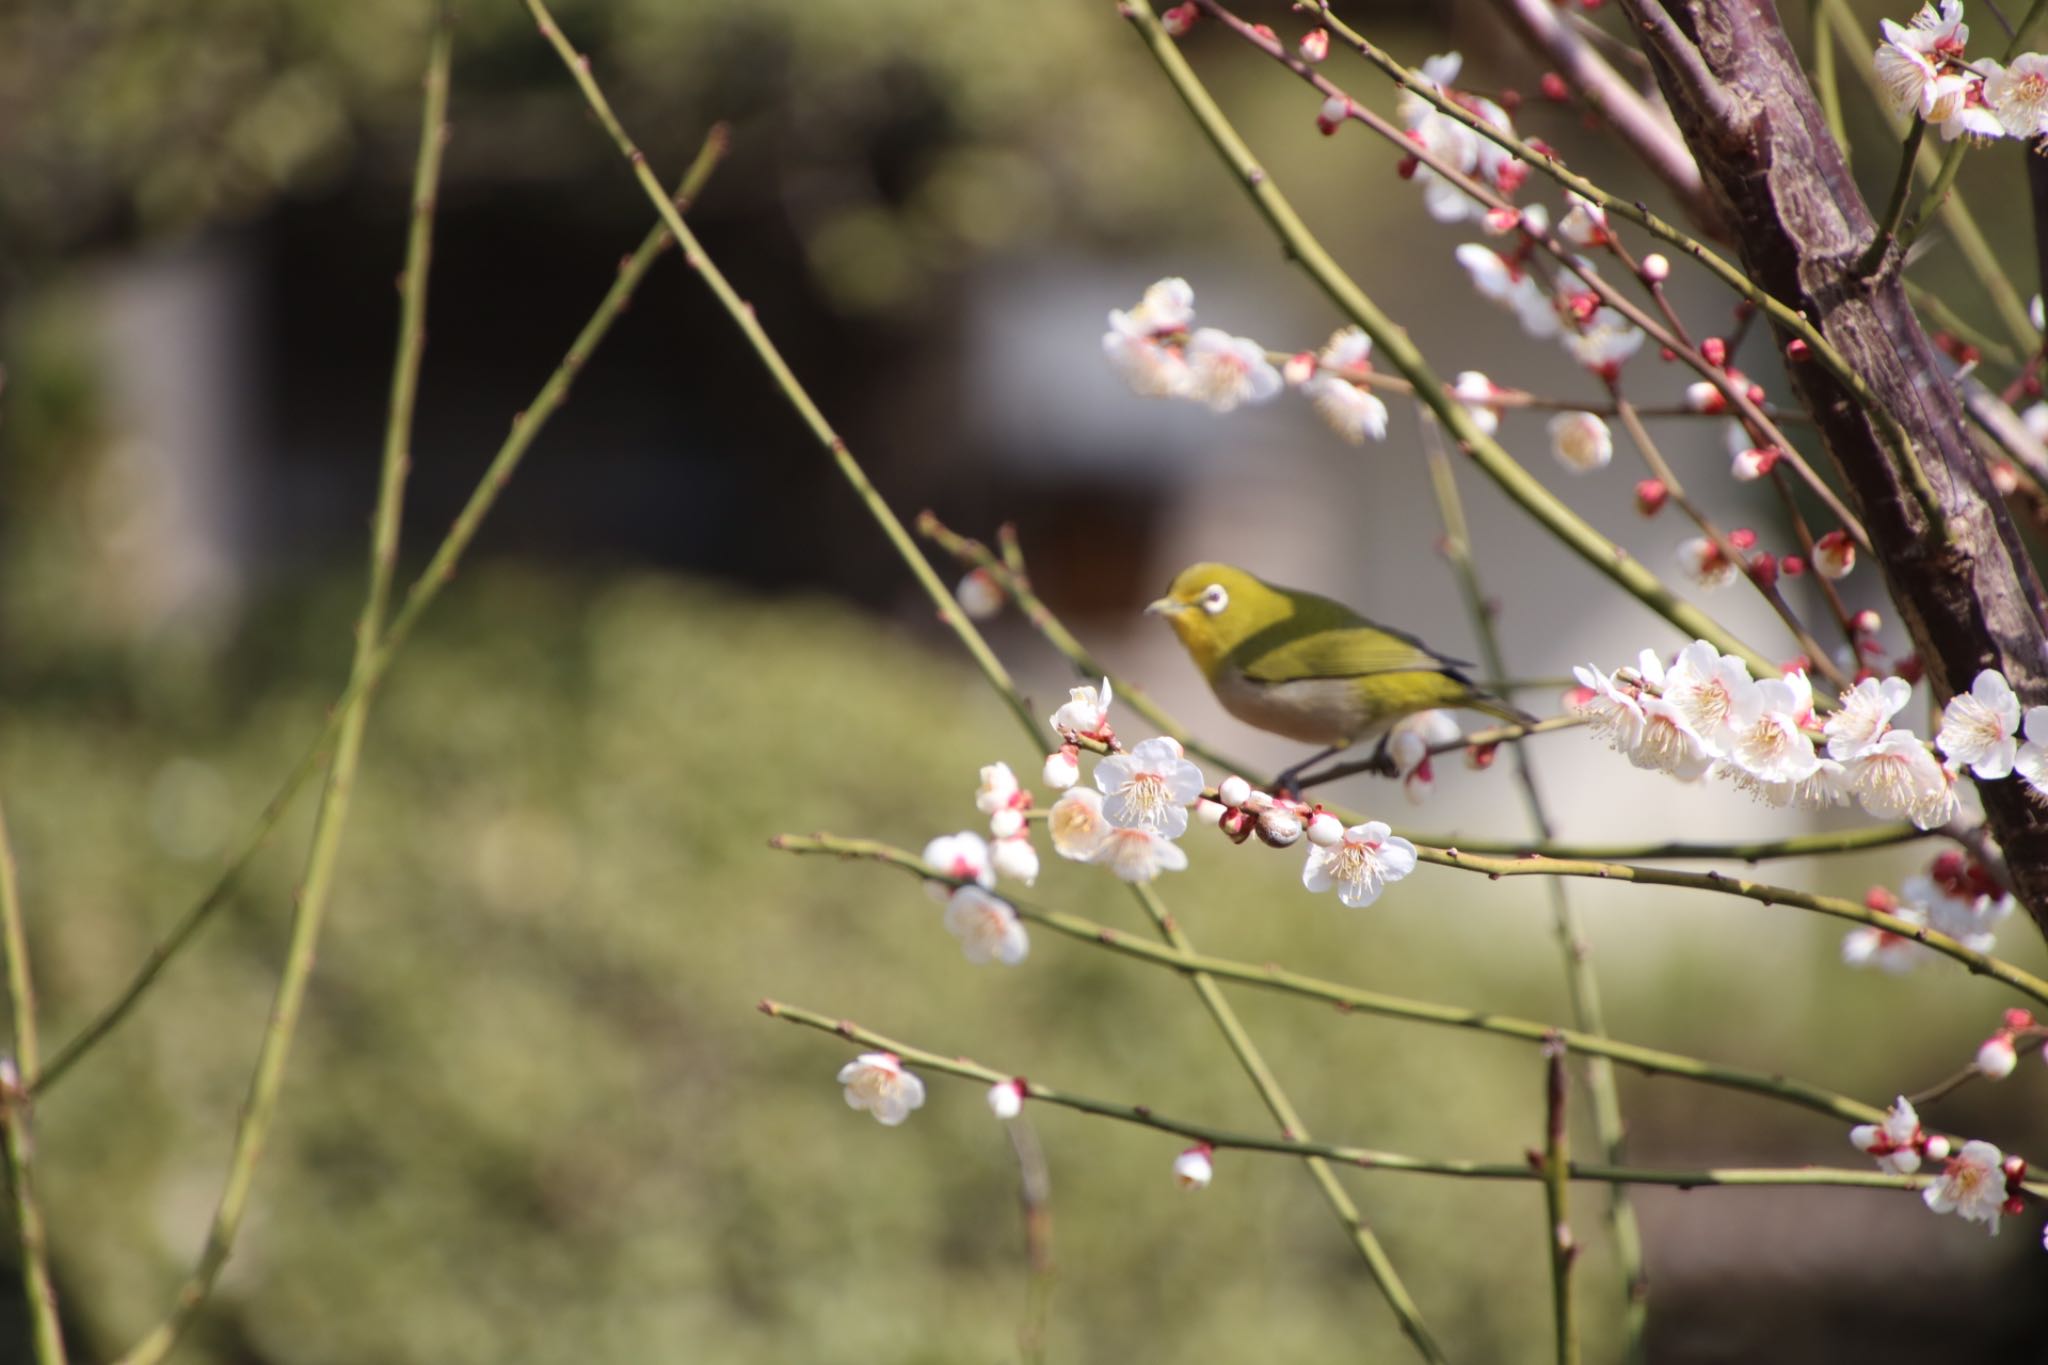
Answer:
[2,2,2046,1361]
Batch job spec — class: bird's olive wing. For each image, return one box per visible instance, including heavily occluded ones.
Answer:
[1236,622,1469,684]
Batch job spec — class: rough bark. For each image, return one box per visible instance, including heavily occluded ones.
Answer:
[1619,0,2048,939]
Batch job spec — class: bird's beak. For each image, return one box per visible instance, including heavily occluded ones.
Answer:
[1145,597,1185,617]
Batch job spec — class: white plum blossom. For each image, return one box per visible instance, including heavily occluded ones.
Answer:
[1454,245,1560,339]
[1825,676,1913,759]
[1173,1144,1215,1190]
[1978,1032,2020,1079]
[1183,329,1283,413]
[1572,663,1648,756]
[1557,194,1610,249]
[1452,371,1504,436]
[1985,53,2048,137]
[2014,705,2048,796]
[1843,730,1957,829]
[1874,2,1971,119]
[956,569,1004,621]
[1660,642,1755,756]
[1850,1096,1925,1175]
[1905,870,2014,953]
[1813,529,1857,579]
[991,833,1041,886]
[987,1079,1025,1120]
[976,762,1020,815]
[1091,825,1190,883]
[1727,672,1820,786]
[1548,411,1613,474]
[943,886,1031,965]
[1300,327,1389,444]
[1923,1139,2009,1233]
[1042,747,1080,790]
[1103,293,1193,400]
[1841,900,1931,973]
[838,1052,927,1126]
[1051,678,1113,740]
[1048,788,1111,862]
[1109,276,1195,335]
[1676,536,1740,589]
[923,832,996,895]
[1563,307,1645,373]
[1936,668,2021,779]
[1095,737,1205,838]
[1302,821,1418,908]
[1396,53,1466,127]
[1388,708,1462,802]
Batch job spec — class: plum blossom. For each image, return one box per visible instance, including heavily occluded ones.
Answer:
[1302,820,1418,908]
[2013,705,2048,796]
[1849,1096,1925,1175]
[1571,663,1648,755]
[1453,371,1504,436]
[1051,678,1113,741]
[1173,1143,1215,1190]
[1557,194,1609,249]
[1841,898,1932,973]
[1978,1032,2020,1079]
[1904,862,2014,953]
[838,1052,927,1126]
[1936,668,2020,779]
[1183,329,1283,413]
[1676,536,1741,589]
[1842,730,1957,829]
[1984,53,2048,138]
[1825,676,1914,759]
[943,886,1031,965]
[991,833,1040,886]
[1923,1139,2009,1233]
[1813,529,1857,579]
[1454,245,1560,339]
[1091,824,1190,882]
[1548,411,1613,474]
[1727,672,1820,786]
[1299,327,1389,444]
[1048,788,1111,862]
[1095,737,1206,838]
[956,569,1004,621]
[1874,2,1970,120]
[1388,708,1462,802]
[923,832,996,894]
[1103,282,1195,399]
[1562,307,1645,373]
[1660,642,1754,756]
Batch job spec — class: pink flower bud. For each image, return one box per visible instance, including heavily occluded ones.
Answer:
[1685,381,1726,413]
[1306,812,1345,847]
[1979,1033,2019,1079]
[1640,253,1671,283]
[1728,527,1758,550]
[1701,337,1728,368]
[1316,93,1351,135]
[1748,552,1778,587]
[1220,807,1256,844]
[1194,797,1226,828]
[1218,775,1252,808]
[1483,206,1523,235]
[1730,446,1780,481]
[1162,3,1198,36]
[1785,337,1811,362]
[1925,1134,1952,1161]
[1635,478,1669,516]
[1282,351,1316,386]
[1781,555,1806,576]
[1299,27,1329,61]
[1813,529,1855,580]
[2005,1008,2035,1031]
[1851,609,1881,635]
[1174,1143,1215,1190]
[987,1079,1025,1120]
[1539,71,1570,101]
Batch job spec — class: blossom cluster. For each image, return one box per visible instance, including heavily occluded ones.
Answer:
[1572,643,1966,829]
[1847,1096,2026,1234]
[1101,279,1390,444]
[1842,850,2015,969]
[1190,774,1421,908]
[1875,1,2048,141]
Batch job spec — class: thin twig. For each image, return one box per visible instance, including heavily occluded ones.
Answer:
[113,19,452,1359]
[0,796,64,1365]
[1856,114,1927,277]
[1541,1041,1580,1365]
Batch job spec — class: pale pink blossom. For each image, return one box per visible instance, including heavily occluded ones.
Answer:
[1453,371,1503,436]
[1091,824,1190,882]
[991,833,1040,886]
[1302,821,1418,908]
[1844,731,1957,829]
[1548,411,1613,474]
[1095,737,1206,838]
[1676,536,1740,589]
[1825,676,1913,760]
[2013,705,2048,796]
[1300,329,1389,443]
[976,762,1021,816]
[1728,673,1821,785]
[1173,1143,1215,1190]
[943,886,1030,965]
[1936,668,2020,779]
[1660,641,1754,756]
[838,1052,927,1126]
[1042,747,1081,790]
[1923,1139,2009,1233]
[1874,2,1971,120]
[1841,900,1931,973]
[1813,529,1857,579]
[1984,53,2048,138]
[956,569,1004,621]
[1184,329,1283,413]
[1050,678,1113,740]
[1563,307,1645,372]
[923,832,996,894]
[987,1079,1025,1120]
[1850,1096,1925,1175]
[1048,788,1111,862]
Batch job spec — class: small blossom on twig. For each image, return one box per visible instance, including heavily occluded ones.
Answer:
[1923,1139,2008,1233]
[1173,1143,1215,1190]
[1935,668,2020,779]
[987,1079,1025,1120]
[838,1052,927,1126]
[1302,820,1419,908]
[1849,1096,1925,1174]
[943,886,1031,965]
[1096,737,1206,838]
[1548,411,1613,473]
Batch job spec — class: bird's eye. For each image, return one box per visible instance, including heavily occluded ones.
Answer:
[1200,584,1229,615]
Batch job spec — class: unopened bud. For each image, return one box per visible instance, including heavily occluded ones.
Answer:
[1748,552,1778,587]
[1685,381,1726,413]
[1781,555,1806,576]
[1991,460,2021,495]
[1043,747,1080,790]
[1483,206,1523,235]
[1539,71,1570,101]
[1467,741,1500,770]
[1173,1143,1215,1190]
[1851,609,1881,635]
[1256,808,1304,848]
[1219,807,1256,843]
[1728,527,1758,550]
[1282,351,1316,386]
[956,568,1004,621]
[987,1079,1025,1120]
[1162,3,1198,36]
[1813,529,1855,580]
[1242,788,1275,814]
[1635,478,1669,516]
[1640,253,1670,283]
[1701,336,1728,368]
[1317,93,1351,135]
[1978,1033,2019,1079]
[1217,774,1252,808]
[1306,812,1345,847]
[989,806,1025,839]
[1924,1134,1952,1161]
[1194,797,1227,828]
[2003,1154,2029,1186]
[2005,1008,2035,1031]
[1731,446,1780,481]
[1299,27,1329,61]
[1785,337,1811,362]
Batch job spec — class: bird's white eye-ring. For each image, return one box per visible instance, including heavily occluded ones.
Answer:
[1200,584,1229,616]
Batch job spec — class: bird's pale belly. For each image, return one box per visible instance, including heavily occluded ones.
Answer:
[1209,670,1390,747]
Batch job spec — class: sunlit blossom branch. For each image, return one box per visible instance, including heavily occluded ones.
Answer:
[1418,418,1644,1353]
[1816,0,2040,353]
[1383,824,1931,863]
[525,1,1041,750]
[1124,883,1445,1360]
[1314,3,1932,515]
[1295,715,1584,790]
[0,796,64,1365]
[1114,1,1780,684]
[1197,0,1870,554]
[1609,395,1850,691]
[767,834,1895,1124]
[32,120,734,1101]
[762,1002,2039,1195]
[114,19,451,1363]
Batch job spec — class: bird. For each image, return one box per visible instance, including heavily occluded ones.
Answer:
[1146,561,1537,793]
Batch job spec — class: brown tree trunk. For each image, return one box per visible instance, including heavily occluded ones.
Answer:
[1618,0,2048,939]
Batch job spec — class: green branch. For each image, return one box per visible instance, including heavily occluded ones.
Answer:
[1541,1043,1579,1365]
[0,796,64,1365]
[1857,114,1927,277]
[763,1003,2037,1195]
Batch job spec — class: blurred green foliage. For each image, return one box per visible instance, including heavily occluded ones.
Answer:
[0,567,2040,1361]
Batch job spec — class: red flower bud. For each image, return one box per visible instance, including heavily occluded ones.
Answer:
[1701,336,1728,368]
[1635,479,1669,516]
[1539,71,1570,102]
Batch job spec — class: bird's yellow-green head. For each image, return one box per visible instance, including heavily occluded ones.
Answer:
[1145,562,1290,676]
